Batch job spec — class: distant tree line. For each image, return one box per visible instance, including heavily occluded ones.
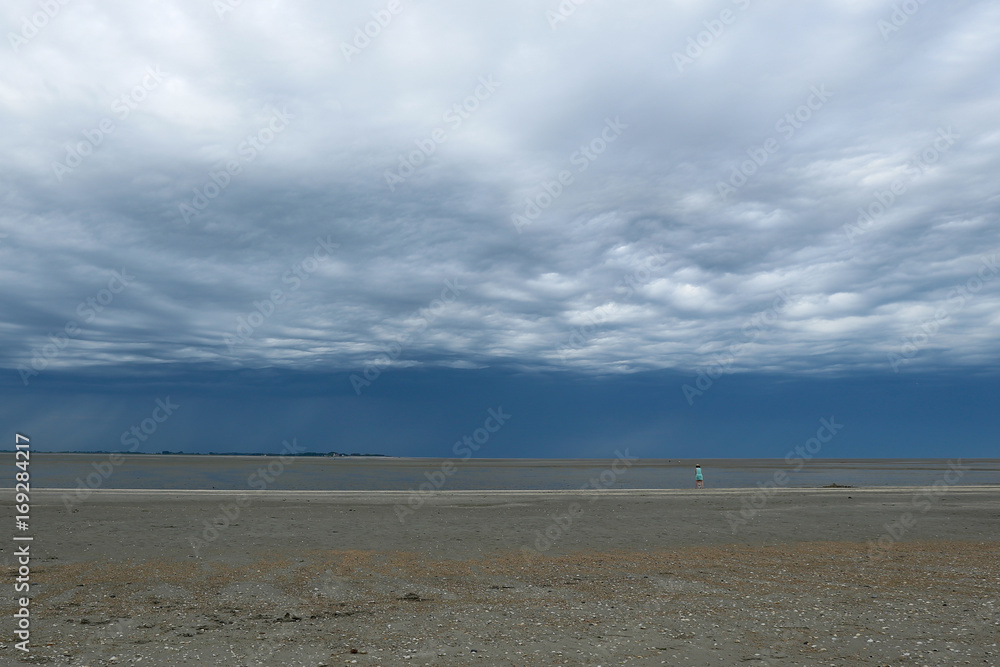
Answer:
[4,450,386,456]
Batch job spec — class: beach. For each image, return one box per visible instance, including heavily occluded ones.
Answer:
[3,487,999,665]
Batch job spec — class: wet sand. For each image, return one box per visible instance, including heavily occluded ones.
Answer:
[2,487,998,665]
[18,454,1000,491]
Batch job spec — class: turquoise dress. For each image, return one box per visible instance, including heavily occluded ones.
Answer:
[695,468,703,481]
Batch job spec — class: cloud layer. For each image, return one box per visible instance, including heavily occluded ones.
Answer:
[3,0,999,384]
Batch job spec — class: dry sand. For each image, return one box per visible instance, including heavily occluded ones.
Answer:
[2,487,998,666]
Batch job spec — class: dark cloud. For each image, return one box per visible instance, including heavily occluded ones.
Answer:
[4,366,999,458]
[1,0,998,398]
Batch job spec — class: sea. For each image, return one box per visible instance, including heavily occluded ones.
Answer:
[8,454,1000,490]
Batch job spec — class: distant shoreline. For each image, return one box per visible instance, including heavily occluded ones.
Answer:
[7,485,1000,497]
[4,452,1000,463]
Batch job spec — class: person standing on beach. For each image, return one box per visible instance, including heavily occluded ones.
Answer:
[695,464,704,489]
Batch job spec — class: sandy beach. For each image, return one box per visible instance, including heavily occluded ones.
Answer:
[3,487,998,665]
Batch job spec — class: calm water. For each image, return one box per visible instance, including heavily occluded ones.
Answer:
[7,454,1000,490]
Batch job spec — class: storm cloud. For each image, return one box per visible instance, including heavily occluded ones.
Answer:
[2,0,998,454]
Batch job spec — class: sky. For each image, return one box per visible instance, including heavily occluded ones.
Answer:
[1,0,998,457]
